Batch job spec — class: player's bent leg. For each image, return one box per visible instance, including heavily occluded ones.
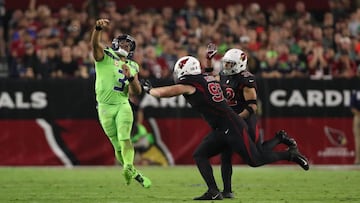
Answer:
[120,140,151,188]
[118,118,152,187]
[276,130,297,149]
[261,136,281,151]
[98,109,123,163]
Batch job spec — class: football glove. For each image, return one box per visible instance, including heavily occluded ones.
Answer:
[141,79,153,94]
[206,43,217,60]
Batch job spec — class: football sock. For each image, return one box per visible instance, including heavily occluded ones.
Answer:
[220,153,233,193]
[262,137,281,151]
[194,156,219,192]
[120,139,135,166]
[221,164,232,193]
[115,150,124,165]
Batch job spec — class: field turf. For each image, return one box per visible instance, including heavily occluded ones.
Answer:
[0,165,359,203]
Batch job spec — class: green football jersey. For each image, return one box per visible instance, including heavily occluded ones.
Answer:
[95,47,139,104]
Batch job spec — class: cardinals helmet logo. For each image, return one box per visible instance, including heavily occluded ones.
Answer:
[178,58,189,69]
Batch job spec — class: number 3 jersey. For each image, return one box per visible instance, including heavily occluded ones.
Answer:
[95,47,139,104]
[178,74,246,131]
[220,70,257,114]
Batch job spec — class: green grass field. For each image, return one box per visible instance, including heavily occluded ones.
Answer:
[0,165,359,203]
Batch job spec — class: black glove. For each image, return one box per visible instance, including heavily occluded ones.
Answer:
[141,79,153,94]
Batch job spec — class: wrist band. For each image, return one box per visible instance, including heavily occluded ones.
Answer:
[95,25,102,31]
[245,99,257,105]
[245,105,255,115]
[128,76,134,82]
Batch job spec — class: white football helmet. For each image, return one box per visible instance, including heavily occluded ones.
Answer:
[173,56,202,79]
[221,48,248,75]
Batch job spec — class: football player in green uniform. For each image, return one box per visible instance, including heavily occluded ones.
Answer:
[91,18,151,188]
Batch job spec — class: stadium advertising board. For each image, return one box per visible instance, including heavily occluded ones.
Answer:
[0,79,113,166]
[0,78,358,165]
[255,78,359,165]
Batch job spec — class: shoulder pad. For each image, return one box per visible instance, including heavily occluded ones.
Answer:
[104,48,120,60]
[240,70,254,78]
[239,71,256,87]
[178,75,199,85]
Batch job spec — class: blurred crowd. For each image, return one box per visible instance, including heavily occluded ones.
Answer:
[1,0,360,80]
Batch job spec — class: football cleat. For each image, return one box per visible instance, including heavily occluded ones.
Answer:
[134,173,152,188]
[276,130,297,148]
[193,190,223,200]
[221,191,234,199]
[289,148,310,171]
[123,164,152,188]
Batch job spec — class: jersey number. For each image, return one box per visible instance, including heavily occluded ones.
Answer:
[208,83,224,102]
[113,69,127,92]
[225,87,237,106]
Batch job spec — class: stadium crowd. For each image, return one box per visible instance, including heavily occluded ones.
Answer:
[1,0,360,80]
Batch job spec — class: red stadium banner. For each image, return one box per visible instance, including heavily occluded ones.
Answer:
[0,117,354,165]
[261,118,354,165]
[0,119,114,166]
[0,78,358,165]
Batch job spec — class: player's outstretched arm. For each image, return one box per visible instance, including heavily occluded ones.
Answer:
[147,84,196,98]
[91,19,109,61]
[128,74,142,95]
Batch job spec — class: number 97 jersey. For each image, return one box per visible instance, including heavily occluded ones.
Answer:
[178,74,238,130]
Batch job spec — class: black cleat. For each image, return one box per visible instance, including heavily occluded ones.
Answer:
[289,148,309,171]
[276,130,297,148]
[193,190,223,200]
[221,191,234,199]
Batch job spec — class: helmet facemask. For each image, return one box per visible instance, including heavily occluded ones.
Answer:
[221,60,237,75]
[221,48,247,75]
[111,35,136,58]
